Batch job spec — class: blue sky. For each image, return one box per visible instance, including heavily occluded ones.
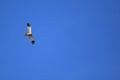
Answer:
[0,0,120,80]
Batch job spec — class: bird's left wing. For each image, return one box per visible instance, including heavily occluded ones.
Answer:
[27,23,32,34]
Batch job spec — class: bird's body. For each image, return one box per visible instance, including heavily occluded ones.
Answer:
[24,23,35,44]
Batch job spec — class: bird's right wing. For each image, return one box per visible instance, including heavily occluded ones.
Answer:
[29,35,35,44]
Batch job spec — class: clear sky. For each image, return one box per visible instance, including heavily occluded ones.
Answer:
[0,0,120,80]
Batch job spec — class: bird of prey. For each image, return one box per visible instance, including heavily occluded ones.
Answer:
[24,23,35,44]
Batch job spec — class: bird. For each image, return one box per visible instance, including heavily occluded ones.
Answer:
[24,23,35,44]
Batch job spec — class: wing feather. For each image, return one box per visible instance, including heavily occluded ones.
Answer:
[27,26,32,34]
[29,36,35,44]
[27,23,32,34]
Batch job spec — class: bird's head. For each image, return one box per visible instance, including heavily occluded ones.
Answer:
[24,33,28,37]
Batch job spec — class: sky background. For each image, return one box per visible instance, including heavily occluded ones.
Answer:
[0,0,120,80]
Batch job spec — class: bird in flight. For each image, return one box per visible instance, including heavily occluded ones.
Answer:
[24,23,35,44]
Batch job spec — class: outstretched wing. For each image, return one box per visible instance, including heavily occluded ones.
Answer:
[27,23,32,34]
[29,35,35,44]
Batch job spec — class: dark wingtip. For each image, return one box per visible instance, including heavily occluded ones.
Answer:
[27,23,30,26]
[32,41,35,44]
